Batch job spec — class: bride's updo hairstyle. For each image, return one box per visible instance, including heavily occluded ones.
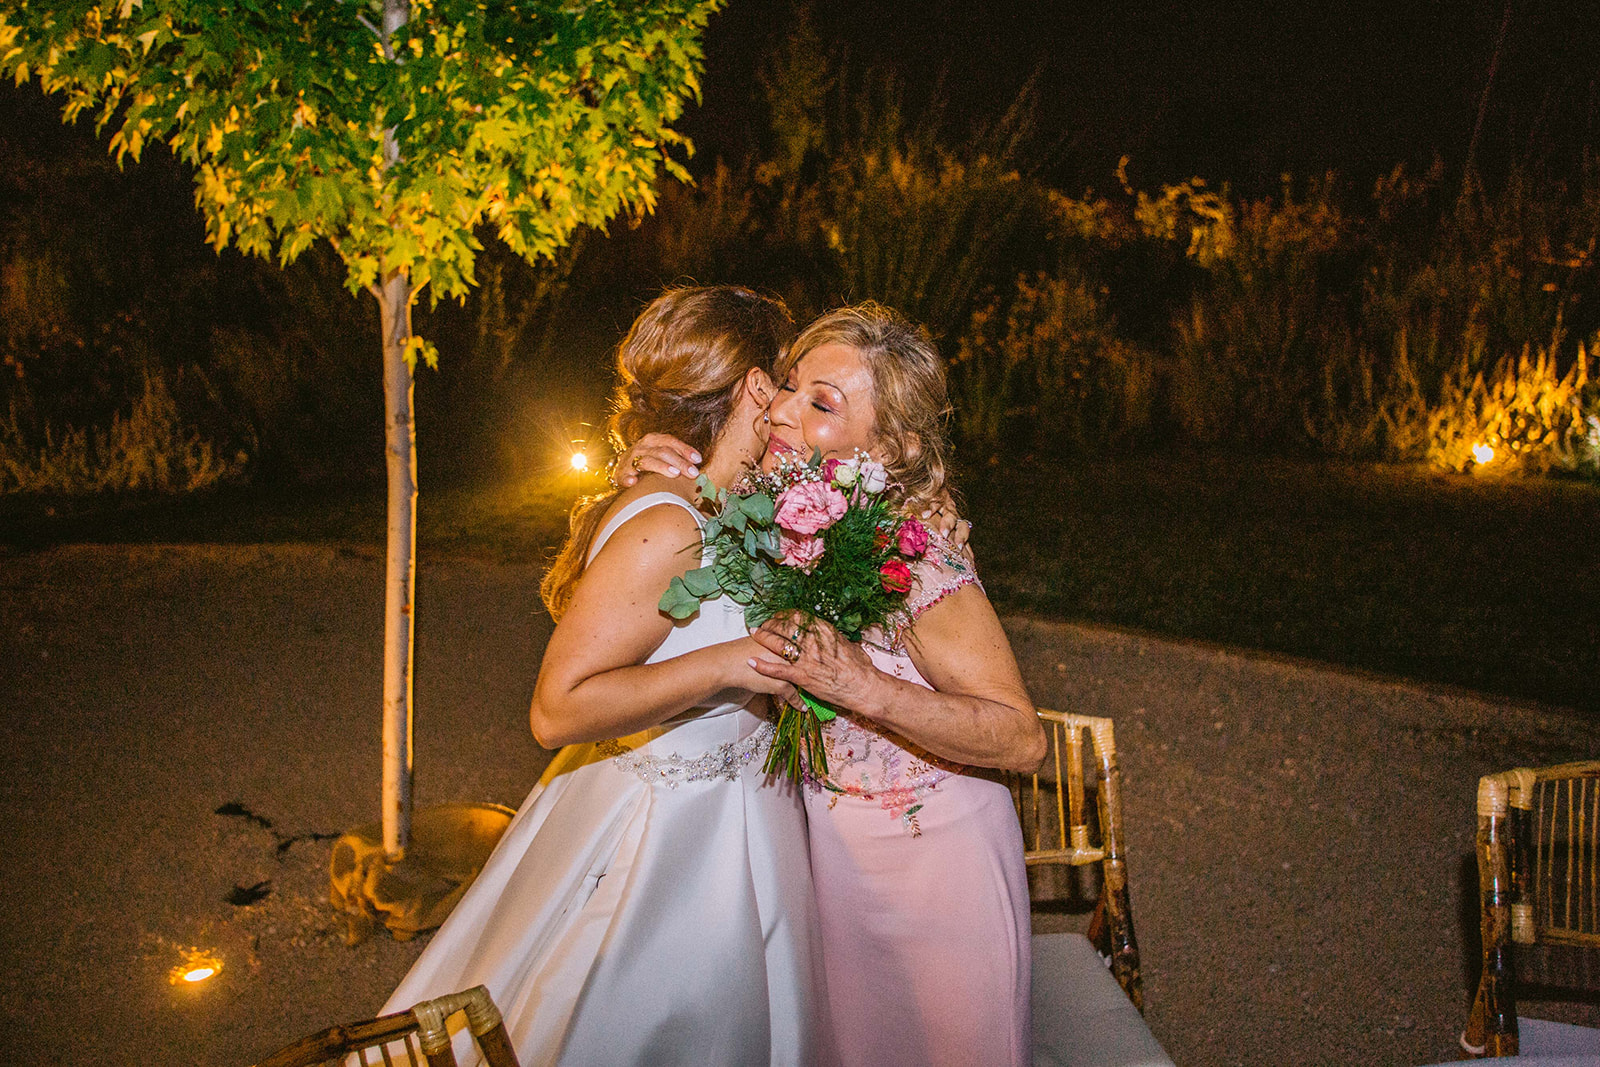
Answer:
[776,301,954,511]
[540,285,794,619]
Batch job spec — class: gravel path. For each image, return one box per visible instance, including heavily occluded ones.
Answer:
[0,544,1593,1066]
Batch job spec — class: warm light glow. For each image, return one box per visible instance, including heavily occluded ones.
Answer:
[570,451,589,471]
[169,949,223,986]
[1472,442,1495,465]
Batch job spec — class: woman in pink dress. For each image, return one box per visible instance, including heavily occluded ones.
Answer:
[622,302,1046,1066]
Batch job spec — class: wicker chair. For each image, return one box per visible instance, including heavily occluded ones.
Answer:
[1010,709,1143,1011]
[253,985,522,1067]
[1463,761,1600,1058]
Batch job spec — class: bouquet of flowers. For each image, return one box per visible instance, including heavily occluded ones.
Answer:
[659,451,932,781]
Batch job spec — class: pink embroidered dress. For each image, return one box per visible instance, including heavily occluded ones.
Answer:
[804,536,1032,1067]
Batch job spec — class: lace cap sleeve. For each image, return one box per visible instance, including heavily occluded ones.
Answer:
[906,533,981,620]
[869,533,981,654]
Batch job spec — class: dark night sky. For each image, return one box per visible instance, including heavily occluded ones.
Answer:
[2,1,1597,197]
[682,0,1600,194]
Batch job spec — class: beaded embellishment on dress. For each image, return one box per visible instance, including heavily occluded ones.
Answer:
[813,532,984,833]
[598,721,776,788]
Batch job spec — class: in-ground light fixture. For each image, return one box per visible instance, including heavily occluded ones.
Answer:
[169,947,223,986]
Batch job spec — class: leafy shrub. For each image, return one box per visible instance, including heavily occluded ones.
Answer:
[646,161,761,287]
[0,370,245,494]
[1298,328,1431,461]
[813,145,1040,342]
[1426,334,1598,475]
[633,35,1044,336]
[1168,176,1356,447]
[1132,174,1236,267]
[953,271,1156,455]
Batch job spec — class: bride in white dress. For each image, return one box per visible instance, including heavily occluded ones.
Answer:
[380,287,832,1067]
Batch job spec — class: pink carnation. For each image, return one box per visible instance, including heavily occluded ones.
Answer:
[775,480,848,535]
[896,518,930,559]
[780,531,826,572]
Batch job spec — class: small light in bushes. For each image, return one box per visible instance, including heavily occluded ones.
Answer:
[570,451,589,472]
[169,948,223,985]
[1472,442,1495,465]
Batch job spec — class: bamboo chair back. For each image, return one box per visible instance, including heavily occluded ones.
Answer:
[1009,709,1144,1011]
[1464,760,1600,1058]
[253,984,522,1067]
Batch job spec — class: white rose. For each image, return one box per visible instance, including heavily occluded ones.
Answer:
[859,460,888,494]
[832,458,860,487]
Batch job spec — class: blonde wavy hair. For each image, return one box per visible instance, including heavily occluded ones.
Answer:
[540,286,794,619]
[776,302,955,511]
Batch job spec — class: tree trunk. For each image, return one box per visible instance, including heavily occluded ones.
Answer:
[377,269,417,860]
[374,0,416,863]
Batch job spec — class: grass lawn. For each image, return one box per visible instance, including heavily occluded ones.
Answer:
[965,454,1600,715]
[4,453,1597,714]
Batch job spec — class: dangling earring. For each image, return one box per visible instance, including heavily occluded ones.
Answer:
[762,413,770,424]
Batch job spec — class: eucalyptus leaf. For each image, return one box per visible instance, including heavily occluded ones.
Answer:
[680,565,721,598]
[658,576,703,620]
[741,492,775,523]
[754,528,783,560]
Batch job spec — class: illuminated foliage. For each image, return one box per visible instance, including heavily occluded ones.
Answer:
[1427,339,1596,475]
[0,0,715,319]
[0,0,718,855]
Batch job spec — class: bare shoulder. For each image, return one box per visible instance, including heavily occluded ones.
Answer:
[910,579,995,637]
[902,578,1012,663]
[588,480,703,576]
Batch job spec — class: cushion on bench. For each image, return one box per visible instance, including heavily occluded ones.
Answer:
[1031,932,1174,1067]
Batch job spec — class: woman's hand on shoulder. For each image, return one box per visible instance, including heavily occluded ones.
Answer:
[914,490,973,550]
[612,433,702,488]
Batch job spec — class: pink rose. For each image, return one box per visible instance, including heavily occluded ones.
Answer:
[821,457,843,483]
[879,558,913,594]
[780,531,825,572]
[896,518,930,559]
[775,480,848,535]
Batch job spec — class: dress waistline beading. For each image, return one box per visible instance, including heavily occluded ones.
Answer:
[596,720,775,788]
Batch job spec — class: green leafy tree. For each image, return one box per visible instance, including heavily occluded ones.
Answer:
[1,0,717,857]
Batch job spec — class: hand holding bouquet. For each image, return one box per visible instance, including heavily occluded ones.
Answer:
[659,451,930,781]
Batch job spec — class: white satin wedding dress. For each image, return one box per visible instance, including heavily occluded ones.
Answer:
[381,493,832,1066]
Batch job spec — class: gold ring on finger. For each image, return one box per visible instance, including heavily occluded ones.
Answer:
[631,455,643,472]
[781,641,800,663]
